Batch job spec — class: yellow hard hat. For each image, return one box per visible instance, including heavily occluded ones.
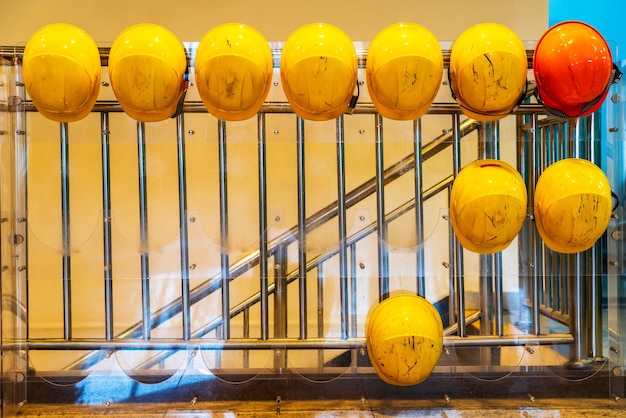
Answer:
[366,23,443,120]
[450,159,528,254]
[109,24,188,122]
[22,23,101,122]
[195,23,273,121]
[280,23,357,121]
[366,294,443,386]
[449,23,528,121]
[534,158,612,253]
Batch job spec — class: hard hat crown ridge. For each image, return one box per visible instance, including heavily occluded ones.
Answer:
[280,23,358,121]
[534,158,612,253]
[366,294,443,386]
[366,22,443,120]
[23,23,102,122]
[108,23,188,122]
[449,22,528,122]
[450,159,528,254]
[195,23,273,121]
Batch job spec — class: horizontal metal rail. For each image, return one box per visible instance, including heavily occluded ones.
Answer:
[9,101,548,116]
[8,333,574,351]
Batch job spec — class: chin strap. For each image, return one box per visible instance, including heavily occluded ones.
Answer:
[535,63,623,119]
[345,79,360,115]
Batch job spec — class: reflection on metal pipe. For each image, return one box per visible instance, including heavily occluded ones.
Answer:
[20,333,575,351]
[176,114,191,341]
[60,122,72,341]
[137,121,151,340]
[414,118,425,297]
[336,116,349,340]
[375,113,389,301]
[101,113,114,341]
[296,116,307,340]
[452,112,465,337]
[218,119,230,340]
[258,113,269,340]
[349,243,357,338]
[529,113,541,336]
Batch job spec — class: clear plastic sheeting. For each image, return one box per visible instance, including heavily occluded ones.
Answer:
[0,38,625,412]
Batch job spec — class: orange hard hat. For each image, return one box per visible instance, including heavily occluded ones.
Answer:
[533,21,620,118]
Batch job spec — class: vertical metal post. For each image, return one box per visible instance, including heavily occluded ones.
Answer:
[296,116,307,340]
[349,243,357,338]
[567,118,592,367]
[60,122,72,341]
[375,113,389,301]
[176,114,191,341]
[414,118,426,297]
[516,114,531,330]
[317,263,324,366]
[137,121,151,340]
[218,119,230,339]
[452,112,465,337]
[529,113,541,335]
[100,112,114,341]
[258,113,269,340]
[274,244,288,370]
[478,122,493,338]
[491,121,503,336]
[336,116,349,340]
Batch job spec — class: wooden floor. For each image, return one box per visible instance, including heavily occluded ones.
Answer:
[9,398,626,417]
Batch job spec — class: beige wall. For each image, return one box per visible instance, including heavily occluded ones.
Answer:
[2,0,548,45]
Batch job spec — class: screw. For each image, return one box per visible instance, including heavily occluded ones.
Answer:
[359,262,365,269]
[191,396,198,406]
[611,393,621,402]
[442,262,450,269]
[274,130,279,135]
[443,393,451,403]
[609,260,620,267]
[610,346,620,354]
[101,81,110,87]
[273,81,279,86]
[525,346,535,355]
[188,130,195,135]
[360,395,366,404]
[609,127,619,133]
[527,393,536,402]
[359,129,365,135]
